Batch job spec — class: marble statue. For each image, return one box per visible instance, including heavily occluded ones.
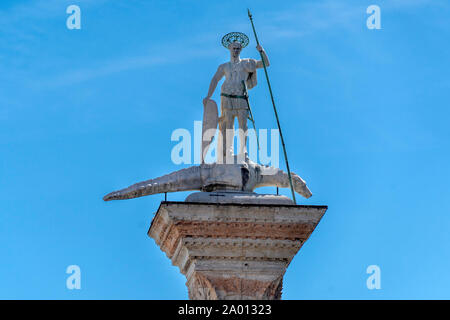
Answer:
[103,32,312,204]
[202,32,269,162]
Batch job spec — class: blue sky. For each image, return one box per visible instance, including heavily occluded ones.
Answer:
[1,0,449,299]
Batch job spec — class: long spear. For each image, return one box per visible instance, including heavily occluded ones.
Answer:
[247,8,297,204]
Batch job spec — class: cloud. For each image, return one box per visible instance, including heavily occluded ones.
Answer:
[0,0,110,58]
[4,0,447,89]
[388,0,438,9]
[244,0,448,44]
[37,36,222,88]
[41,54,169,87]
[0,0,222,88]
[247,1,362,44]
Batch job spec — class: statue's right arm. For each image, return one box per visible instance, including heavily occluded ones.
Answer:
[204,65,224,105]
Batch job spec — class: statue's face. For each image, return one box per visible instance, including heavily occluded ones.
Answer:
[228,42,242,58]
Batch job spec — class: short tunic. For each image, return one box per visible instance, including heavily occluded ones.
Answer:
[220,58,258,110]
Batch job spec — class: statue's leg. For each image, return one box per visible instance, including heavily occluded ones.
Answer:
[225,111,236,163]
[217,112,225,164]
[217,101,226,164]
[237,109,249,158]
[218,108,234,164]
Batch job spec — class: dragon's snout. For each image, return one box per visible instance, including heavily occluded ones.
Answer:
[292,174,312,199]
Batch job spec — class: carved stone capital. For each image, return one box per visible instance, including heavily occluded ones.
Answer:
[148,201,327,300]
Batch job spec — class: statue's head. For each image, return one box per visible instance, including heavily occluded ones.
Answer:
[228,41,242,58]
[221,32,249,58]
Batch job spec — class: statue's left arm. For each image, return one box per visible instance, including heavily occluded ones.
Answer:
[256,45,270,68]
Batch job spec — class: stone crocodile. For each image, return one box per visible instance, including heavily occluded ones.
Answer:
[103,159,312,201]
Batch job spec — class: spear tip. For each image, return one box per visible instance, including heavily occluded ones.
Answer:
[247,8,252,18]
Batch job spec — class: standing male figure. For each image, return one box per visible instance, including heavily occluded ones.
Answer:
[203,32,270,163]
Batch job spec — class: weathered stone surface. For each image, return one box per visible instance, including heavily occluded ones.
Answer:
[185,191,294,205]
[148,201,327,300]
[103,158,312,202]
